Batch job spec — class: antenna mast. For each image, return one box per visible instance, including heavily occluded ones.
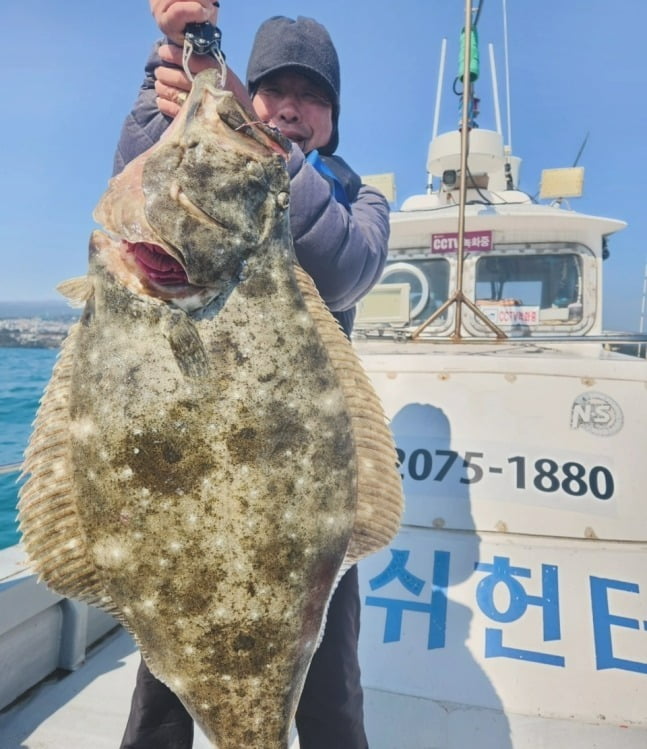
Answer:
[502,0,513,151]
[429,38,448,192]
[431,38,448,141]
[412,0,506,341]
[488,43,503,136]
[640,262,647,358]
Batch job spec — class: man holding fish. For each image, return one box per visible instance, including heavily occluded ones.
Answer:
[115,2,392,748]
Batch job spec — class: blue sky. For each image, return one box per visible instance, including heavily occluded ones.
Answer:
[1,1,645,331]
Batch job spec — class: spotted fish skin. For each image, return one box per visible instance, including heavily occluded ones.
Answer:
[19,71,403,748]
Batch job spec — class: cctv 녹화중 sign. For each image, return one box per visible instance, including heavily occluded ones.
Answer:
[431,230,493,254]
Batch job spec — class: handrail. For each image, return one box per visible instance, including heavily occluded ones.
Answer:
[0,463,22,477]
[355,331,647,348]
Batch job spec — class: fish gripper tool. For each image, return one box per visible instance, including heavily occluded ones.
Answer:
[184,22,224,59]
[182,22,227,87]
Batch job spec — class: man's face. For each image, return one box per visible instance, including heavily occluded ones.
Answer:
[252,71,333,154]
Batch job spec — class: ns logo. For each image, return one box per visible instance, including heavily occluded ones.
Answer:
[571,391,623,436]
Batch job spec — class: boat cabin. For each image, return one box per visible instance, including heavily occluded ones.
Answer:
[356,129,626,339]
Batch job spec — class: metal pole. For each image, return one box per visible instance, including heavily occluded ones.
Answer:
[640,262,647,357]
[502,0,513,152]
[411,0,506,341]
[489,42,503,136]
[0,462,22,476]
[453,0,474,339]
[432,38,448,141]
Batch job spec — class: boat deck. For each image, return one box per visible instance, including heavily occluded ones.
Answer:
[0,626,301,748]
[0,545,299,749]
[0,628,227,749]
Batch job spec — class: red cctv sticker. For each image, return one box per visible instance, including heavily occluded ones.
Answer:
[431,230,493,253]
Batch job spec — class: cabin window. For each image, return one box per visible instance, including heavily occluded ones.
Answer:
[475,252,583,326]
[380,258,451,324]
[354,257,451,328]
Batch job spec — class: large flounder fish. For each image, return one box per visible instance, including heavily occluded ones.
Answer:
[18,69,403,748]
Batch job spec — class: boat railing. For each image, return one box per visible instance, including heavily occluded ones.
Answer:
[0,462,21,477]
[354,330,647,352]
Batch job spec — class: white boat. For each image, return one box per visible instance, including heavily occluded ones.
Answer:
[353,3,647,747]
[2,3,647,747]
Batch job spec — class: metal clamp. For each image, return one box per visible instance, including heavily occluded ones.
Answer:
[182,22,227,87]
[184,22,223,58]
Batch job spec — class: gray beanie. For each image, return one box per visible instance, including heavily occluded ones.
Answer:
[246,16,340,155]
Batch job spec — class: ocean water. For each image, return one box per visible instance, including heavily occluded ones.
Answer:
[0,348,57,550]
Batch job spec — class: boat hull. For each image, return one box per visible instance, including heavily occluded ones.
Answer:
[356,341,647,747]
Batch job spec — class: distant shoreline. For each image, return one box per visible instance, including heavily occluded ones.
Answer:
[0,303,78,349]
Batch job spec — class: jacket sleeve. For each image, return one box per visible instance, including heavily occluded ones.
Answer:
[286,146,390,312]
[112,42,172,176]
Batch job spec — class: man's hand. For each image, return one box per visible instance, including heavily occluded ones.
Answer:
[155,44,215,118]
[155,44,254,119]
[150,0,218,46]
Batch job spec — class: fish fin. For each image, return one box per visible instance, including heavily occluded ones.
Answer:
[56,276,94,307]
[313,560,353,654]
[18,323,118,614]
[293,264,403,562]
[163,311,210,378]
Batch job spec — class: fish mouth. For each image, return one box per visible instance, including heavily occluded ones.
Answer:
[128,241,189,286]
[209,92,291,158]
[121,240,208,302]
[227,116,290,157]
